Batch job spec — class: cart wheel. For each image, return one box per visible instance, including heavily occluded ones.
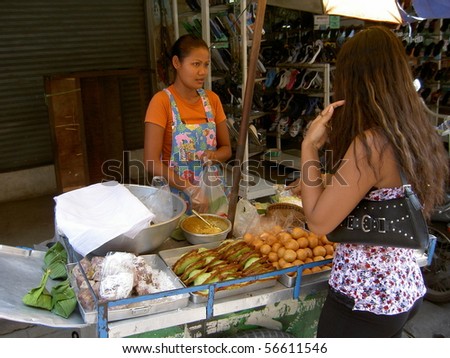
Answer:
[422,227,450,303]
[232,328,294,338]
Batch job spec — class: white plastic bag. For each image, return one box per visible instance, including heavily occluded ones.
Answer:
[232,198,259,238]
[99,252,136,301]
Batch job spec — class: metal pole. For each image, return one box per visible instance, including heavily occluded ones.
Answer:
[227,0,267,226]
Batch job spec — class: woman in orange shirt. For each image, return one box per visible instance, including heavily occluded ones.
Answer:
[144,34,232,213]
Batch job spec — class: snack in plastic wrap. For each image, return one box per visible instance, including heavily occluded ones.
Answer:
[99,252,135,301]
[71,252,182,311]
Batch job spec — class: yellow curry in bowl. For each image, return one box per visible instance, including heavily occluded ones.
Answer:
[182,216,228,235]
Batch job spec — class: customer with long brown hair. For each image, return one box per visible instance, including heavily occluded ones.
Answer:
[300,26,448,337]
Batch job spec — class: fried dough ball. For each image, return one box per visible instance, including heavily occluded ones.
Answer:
[268,252,278,262]
[270,225,283,235]
[291,227,308,239]
[283,249,297,263]
[313,245,327,257]
[284,239,300,251]
[304,247,313,258]
[271,242,282,253]
[307,234,319,249]
[296,237,309,248]
[296,248,308,261]
[260,244,272,255]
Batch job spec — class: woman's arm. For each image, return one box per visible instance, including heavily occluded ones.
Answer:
[203,120,232,163]
[300,100,383,236]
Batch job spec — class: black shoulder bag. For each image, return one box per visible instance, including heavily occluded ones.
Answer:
[327,172,429,249]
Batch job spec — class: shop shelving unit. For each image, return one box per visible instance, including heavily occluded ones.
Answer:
[264,62,332,171]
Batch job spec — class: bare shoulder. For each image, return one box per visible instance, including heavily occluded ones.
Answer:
[353,129,400,187]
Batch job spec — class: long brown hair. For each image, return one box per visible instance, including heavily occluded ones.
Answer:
[328,26,448,217]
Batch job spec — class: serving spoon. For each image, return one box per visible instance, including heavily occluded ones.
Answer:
[191,210,222,232]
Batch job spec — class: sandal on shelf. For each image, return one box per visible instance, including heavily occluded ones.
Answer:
[308,40,323,64]
[289,118,303,137]
[264,68,277,88]
[277,70,292,90]
[269,113,282,132]
[281,94,294,112]
[285,69,300,91]
[272,69,286,89]
[278,117,291,136]
[301,70,319,90]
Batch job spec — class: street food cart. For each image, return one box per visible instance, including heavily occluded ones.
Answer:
[0,230,431,338]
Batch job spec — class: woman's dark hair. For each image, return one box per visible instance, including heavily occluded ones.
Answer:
[329,25,448,217]
[170,34,209,62]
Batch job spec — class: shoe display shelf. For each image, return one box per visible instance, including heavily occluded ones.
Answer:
[264,62,332,170]
[400,19,449,122]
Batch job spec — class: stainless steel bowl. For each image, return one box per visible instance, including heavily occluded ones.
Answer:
[180,214,232,245]
[91,184,187,255]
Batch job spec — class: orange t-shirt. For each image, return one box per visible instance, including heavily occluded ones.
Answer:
[145,85,227,161]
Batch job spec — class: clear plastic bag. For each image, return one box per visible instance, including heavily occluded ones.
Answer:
[232,198,259,238]
[199,164,229,216]
[99,252,135,301]
[140,176,173,224]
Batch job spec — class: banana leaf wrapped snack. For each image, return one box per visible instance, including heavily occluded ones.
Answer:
[22,269,53,311]
[51,280,77,318]
[43,241,68,280]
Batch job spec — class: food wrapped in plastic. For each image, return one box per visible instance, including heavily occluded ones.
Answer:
[99,252,135,301]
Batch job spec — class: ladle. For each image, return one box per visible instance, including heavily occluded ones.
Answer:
[191,210,221,232]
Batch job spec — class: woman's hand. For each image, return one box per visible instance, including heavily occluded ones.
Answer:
[303,100,345,150]
[201,150,217,163]
[183,185,209,213]
[286,178,302,196]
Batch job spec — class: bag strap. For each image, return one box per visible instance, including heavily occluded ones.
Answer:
[399,169,423,210]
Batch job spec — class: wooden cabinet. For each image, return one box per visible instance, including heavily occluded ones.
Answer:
[45,76,89,193]
[45,69,148,193]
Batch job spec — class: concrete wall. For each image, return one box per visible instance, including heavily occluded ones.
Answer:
[0,165,57,203]
[0,149,145,203]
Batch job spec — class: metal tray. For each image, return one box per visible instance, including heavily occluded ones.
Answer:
[68,254,189,324]
[278,266,331,287]
[159,242,277,304]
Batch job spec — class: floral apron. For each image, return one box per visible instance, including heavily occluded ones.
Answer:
[164,88,222,212]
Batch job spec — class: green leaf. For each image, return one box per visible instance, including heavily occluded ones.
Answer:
[47,259,68,280]
[51,280,77,318]
[44,242,67,268]
[22,269,52,311]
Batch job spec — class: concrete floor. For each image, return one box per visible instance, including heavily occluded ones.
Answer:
[1,187,449,338]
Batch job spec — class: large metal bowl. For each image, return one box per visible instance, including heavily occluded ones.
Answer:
[180,214,232,245]
[91,184,187,255]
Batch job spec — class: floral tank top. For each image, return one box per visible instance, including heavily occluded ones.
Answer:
[329,187,426,315]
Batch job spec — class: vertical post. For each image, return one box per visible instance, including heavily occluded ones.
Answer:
[227,0,267,224]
